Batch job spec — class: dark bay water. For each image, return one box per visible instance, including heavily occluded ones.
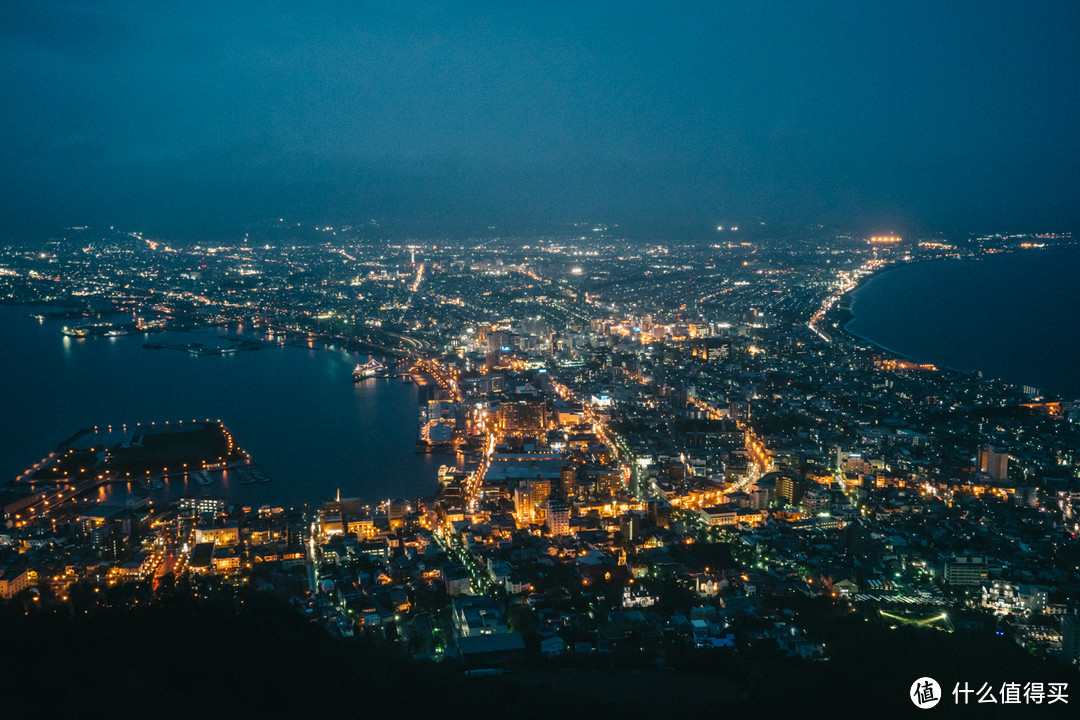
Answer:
[846,246,1080,399]
[0,307,441,506]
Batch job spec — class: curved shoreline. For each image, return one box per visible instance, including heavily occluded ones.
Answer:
[0,306,440,502]
[843,242,1072,304]
[843,323,977,377]
[839,244,1079,397]
[840,259,954,367]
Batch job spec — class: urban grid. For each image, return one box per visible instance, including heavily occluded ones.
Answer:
[0,225,1077,714]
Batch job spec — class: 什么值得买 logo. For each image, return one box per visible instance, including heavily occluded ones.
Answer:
[911,677,941,709]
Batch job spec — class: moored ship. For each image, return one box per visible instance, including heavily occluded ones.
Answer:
[352,359,386,381]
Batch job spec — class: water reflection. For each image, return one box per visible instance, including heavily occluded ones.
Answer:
[2,307,440,506]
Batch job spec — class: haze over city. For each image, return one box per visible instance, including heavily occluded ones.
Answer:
[3,1,1080,240]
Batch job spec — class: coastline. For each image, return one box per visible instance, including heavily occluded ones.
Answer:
[839,243,1080,398]
[842,300,979,379]
[843,241,1073,295]
[0,305,440,503]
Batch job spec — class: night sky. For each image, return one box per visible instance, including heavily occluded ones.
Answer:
[3,1,1079,240]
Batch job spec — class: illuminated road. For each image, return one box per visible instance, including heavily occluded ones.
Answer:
[687,396,772,486]
[414,357,462,402]
[11,476,109,527]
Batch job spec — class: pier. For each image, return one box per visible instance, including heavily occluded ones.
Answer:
[6,420,251,526]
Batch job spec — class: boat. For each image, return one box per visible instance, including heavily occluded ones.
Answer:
[195,470,214,485]
[352,359,386,381]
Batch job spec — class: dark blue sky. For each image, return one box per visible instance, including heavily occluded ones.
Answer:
[3,1,1079,239]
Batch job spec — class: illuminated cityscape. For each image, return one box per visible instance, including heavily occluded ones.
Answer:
[3,2,1080,717]
[1,226,1079,715]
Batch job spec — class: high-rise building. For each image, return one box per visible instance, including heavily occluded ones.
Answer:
[978,446,1009,481]
[499,400,548,436]
[487,329,512,354]
[545,499,570,536]
[944,555,988,586]
[775,474,805,506]
[514,485,536,524]
[530,478,552,505]
[560,465,578,498]
[729,400,750,421]
[388,499,408,530]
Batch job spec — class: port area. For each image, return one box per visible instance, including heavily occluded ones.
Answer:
[143,335,301,356]
[352,357,416,381]
[61,319,165,338]
[5,421,250,525]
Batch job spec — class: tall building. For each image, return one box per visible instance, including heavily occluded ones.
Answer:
[591,467,623,496]
[620,512,642,542]
[514,485,536,524]
[978,446,1009,481]
[560,465,578,498]
[774,474,805,506]
[388,499,408,530]
[944,555,988,586]
[499,400,548,436]
[545,499,570,537]
[487,329,512,354]
[729,400,750,421]
[530,478,552,506]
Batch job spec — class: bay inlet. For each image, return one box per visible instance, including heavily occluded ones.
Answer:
[845,245,1080,399]
[0,306,441,506]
